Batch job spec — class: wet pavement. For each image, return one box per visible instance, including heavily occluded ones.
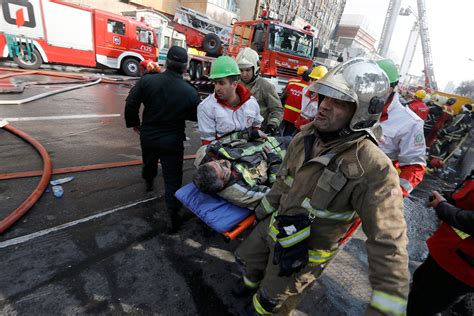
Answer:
[0,66,463,315]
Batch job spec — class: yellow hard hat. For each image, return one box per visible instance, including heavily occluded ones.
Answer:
[414,89,426,99]
[309,65,328,80]
[297,65,308,76]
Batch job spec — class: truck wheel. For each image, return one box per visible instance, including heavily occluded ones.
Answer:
[14,49,43,70]
[189,62,197,80]
[203,33,221,56]
[121,58,140,77]
[195,63,203,80]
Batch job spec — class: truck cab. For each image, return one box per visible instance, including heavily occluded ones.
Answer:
[228,20,315,79]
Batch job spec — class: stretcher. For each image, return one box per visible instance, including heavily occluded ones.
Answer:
[175,183,256,241]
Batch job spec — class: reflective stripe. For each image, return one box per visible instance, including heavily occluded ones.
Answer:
[261,196,276,215]
[277,226,310,248]
[452,227,470,239]
[399,178,414,193]
[269,213,278,241]
[266,137,282,155]
[253,293,272,315]
[235,164,257,187]
[241,144,265,156]
[302,198,356,221]
[283,176,293,187]
[284,104,301,113]
[269,117,281,126]
[243,276,260,289]
[218,148,233,159]
[290,82,308,88]
[370,290,407,316]
[308,249,337,263]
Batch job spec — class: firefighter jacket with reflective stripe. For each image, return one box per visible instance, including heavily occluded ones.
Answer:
[197,84,263,144]
[427,178,474,287]
[379,93,426,197]
[425,105,454,147]
[255,122,409,314]
[408,99,429,120]
[195,136,291,208]
[282,79,308,123]
[242,77,283,129]
[438,112,472,142]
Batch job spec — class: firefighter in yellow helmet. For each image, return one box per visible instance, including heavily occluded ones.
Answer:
[294,65,329,130]
[280,65,311,136]
[408,89,430,120]
[236,48,283,135]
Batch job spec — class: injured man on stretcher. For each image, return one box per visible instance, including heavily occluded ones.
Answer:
[193,128,291,208]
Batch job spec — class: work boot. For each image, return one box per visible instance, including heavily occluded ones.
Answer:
[231,280,257,298]
[145,179,154,192]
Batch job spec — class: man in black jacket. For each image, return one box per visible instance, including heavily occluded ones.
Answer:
[125,46,200,231]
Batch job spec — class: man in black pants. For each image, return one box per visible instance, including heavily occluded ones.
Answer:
[125,46,200,232]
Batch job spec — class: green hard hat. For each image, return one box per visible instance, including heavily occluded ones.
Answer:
[376,59,400,85]
[209,56,241,79]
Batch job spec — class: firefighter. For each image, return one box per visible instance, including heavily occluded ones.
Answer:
[408,89,429,120]
[407,171,474,315]
[429,103,473,164]
[280,66,311,136]
[193,133,291,208]
[124,46,201,232]
[197,56,263,145]
[234,58,409,316]
[425,96,456,147]
[376,59,426,197]
[294,65,329,130]
[236,48,283,135]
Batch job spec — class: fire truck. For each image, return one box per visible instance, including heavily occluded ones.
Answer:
[173,7,316,90]
[0,0,158,76]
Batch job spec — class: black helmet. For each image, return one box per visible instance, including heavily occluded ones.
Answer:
[446,97,457,106]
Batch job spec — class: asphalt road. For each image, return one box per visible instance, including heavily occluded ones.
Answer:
[0,67,457,315]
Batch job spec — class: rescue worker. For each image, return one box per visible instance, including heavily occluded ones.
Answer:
[197,56,263,145]
[425,96,456,147]
[408,89,429,120]
[234,58,409,315]
[294,65,328,130]
[193,132,291,208]
[139,59,160,75]
[429,103,473,164]
[124,46,200,231]
[280,66,311,136]
[376,59,426,197]
[407,171,474,315]
[236,48,283,135]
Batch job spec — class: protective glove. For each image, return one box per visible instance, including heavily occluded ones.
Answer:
[264,124,280,136]
[272,214,311,277]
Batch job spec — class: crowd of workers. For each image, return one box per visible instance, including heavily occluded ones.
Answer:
[124,46,473,315]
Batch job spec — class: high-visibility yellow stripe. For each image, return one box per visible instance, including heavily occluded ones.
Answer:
[302,198,356,221]
[370,290,407,316]
[289,82,308,88]
[277,226,311,247]
[309,249,337,263]
[452,227,470,239]
[243,276,260,289]
[261,197,275,214]
[284,104,301,113]
[235,164,257,187]
[253,294,272,314]
[283,176,293,187]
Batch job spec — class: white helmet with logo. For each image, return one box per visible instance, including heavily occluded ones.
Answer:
[313,58,390,133]
[236,47,260,76]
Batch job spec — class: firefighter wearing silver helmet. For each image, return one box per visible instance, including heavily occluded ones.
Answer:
[234,58,409,316]
[236,48,283,135]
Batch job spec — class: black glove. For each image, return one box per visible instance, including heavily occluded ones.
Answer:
[272,214,311,277]
[264,124,280,136]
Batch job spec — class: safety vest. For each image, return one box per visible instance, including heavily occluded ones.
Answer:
[283,80,308,123]
[427,179,474,287]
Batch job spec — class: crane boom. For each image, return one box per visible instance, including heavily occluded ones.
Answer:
[417,0,438,90]
[377,0,402,57]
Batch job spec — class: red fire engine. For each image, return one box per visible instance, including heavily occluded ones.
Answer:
[0,0,157,76]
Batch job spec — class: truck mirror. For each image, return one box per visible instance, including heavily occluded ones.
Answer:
[313,47,319,58]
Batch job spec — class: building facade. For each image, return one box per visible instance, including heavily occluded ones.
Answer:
[335,14,378,60]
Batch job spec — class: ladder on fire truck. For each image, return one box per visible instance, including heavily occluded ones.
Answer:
[416,0,438,90]
[174,7,231,48]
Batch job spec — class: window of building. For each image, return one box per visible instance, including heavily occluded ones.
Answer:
[208,0,239,13]
[107,19,125,35]
[172,38,184,47]
[163,36,170,49]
